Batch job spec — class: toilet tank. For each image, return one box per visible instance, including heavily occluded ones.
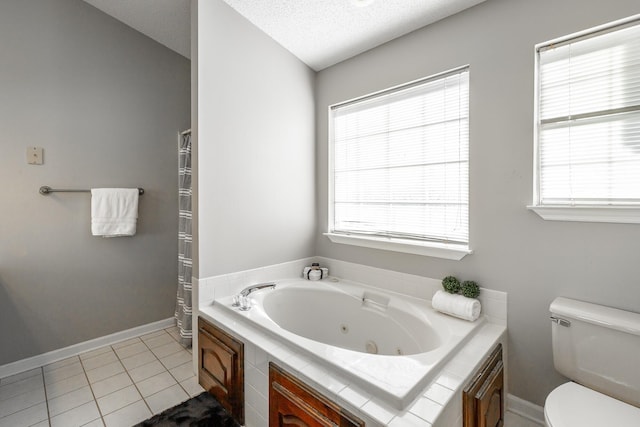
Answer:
[550,297,640,407]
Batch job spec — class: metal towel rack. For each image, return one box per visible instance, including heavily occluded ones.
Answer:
[39,186,144,195]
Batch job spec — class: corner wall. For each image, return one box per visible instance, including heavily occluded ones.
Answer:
[195,0,316,278]
[0,0,190,365]
[315,0,640,406]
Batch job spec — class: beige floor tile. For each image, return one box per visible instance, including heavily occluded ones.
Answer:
[150,341,183,359]
[128,361,166,383]
[114,341,148,360]
[44,356,80,373]
[79,346,113,361]
[49,400,100,427]
[121,350,156,371]
[103,400,151,427]
[0,374,44,401]
[47,385,94,417]
[143,333,175,349]
[159,350,191,370]
[81,351,119,372]
[0,387,45,417]
[169,362,195,382]
[504,411,544,427]
[0,368,41,386]
[164,326,179,334]
[85,361,125,384]
[90,372,132,398]
[0,401,48,427]
[179,376,205,397]
[81,418,105,427]
[166,328,182,342]
[44,362,85,385]
[136,371,177,398]
[96,384,142,415]
[144,383,188,414]
[45,373,88,399]
[139,330,166,341]
[112,337,141,350]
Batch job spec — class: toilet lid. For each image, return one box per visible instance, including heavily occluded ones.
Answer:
[545,382,640,427]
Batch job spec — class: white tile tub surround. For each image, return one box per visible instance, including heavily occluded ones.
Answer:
[197,256,506,324]
[198,257,317,305]
[197,258,507,425]
[317,257,507,326]
[200,301,506,427]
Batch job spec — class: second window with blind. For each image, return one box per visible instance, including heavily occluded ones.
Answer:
[530,16,640,223]
[326,67,471,259]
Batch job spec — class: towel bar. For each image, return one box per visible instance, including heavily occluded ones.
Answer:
[39,186,144,195]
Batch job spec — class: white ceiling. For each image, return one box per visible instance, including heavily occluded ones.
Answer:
[82,0,487,71]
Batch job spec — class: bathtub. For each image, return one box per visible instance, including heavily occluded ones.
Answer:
[216,278,484,409]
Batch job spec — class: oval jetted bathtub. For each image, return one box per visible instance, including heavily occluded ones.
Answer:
[217,278,484,409]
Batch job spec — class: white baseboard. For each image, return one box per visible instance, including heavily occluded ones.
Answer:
[507,393,545,426]
[0,317,175,380]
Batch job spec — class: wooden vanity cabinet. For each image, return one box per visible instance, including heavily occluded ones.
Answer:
[463,344,504,427]
[269,363,364,427]
[198,317,244,425]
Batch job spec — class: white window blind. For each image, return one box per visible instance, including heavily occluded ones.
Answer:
[536,18,640,208]
[329,67,469,246]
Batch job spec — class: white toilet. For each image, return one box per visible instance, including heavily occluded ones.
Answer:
[545,297,640,427]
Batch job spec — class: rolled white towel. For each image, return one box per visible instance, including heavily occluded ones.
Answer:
[432,290,481,321]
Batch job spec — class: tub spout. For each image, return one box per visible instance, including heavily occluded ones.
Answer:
[239,282,276,297]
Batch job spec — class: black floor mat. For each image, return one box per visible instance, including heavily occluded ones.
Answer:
[133,392,240,427]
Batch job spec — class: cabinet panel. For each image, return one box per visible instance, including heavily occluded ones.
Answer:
[463,344,504,427]
[269,363,364,427]
[198,317,244,425]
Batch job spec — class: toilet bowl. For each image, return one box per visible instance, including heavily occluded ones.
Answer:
[544,382,640,427]
[545,297,640,427]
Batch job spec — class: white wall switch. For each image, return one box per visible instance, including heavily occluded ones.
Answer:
[27,146,43,165]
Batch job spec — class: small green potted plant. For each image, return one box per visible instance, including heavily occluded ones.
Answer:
[441,276,461,294]
[461,280,480,298]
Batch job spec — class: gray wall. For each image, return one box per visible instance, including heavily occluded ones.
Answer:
[195,0,316,278]
[0,0,190,365]
[315,0,640,406]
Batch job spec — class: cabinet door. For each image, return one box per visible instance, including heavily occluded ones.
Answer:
[198,317,244,425]
[269,363,363,427]
[463,344,503,427]
[476,360,504,427]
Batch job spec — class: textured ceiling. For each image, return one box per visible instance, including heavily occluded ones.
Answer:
[221,0,487,70]
[81,0,487,70]
[82,0,191,59]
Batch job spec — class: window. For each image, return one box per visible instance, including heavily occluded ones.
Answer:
[530,16,640,223]
[326,67,471,260]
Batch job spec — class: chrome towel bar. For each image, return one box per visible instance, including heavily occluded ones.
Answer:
[39,186,144,195]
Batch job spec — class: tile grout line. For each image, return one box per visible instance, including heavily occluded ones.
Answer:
[40,367,52,427]
[77,353,104,427]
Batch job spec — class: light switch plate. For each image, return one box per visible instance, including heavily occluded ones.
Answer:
[27,146,43,165]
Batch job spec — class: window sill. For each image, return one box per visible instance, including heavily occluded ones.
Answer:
[324,233,472,260]
[527,205,640,224]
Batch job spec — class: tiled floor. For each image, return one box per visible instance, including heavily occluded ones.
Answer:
[0,326,204,427]
[505,411,544,427]
[0,325,545,427]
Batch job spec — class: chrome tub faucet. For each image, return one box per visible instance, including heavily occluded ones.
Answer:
[239,282,276,297]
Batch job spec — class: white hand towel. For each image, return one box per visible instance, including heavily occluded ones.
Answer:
[432,290,481,321]
[91,188,139,237]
